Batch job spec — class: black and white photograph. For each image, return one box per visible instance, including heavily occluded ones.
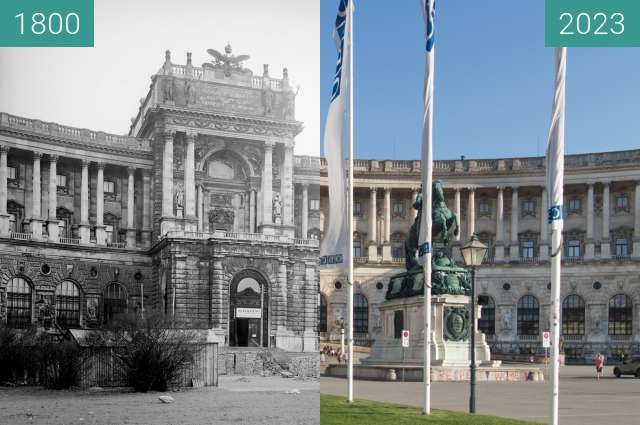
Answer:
[0,1,320,424]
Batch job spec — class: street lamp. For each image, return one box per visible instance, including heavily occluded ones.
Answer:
[460,233,488,414]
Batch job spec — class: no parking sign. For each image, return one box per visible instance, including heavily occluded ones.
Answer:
[402,329,410,348]
[542,331,551,348]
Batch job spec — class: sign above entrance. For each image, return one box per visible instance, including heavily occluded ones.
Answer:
[236,307,261,318]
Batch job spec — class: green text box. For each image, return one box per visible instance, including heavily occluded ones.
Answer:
[546,0,640,47]
[0,0,94,47]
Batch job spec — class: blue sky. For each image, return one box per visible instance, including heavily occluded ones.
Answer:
[320,0,640,160]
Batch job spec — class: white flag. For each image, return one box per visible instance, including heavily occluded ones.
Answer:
[546,48,565,232]
[418,0,435,265]
[320,0,351,270]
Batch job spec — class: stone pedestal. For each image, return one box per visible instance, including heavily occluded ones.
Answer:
[584,241,595,260]
[47,218,60,242]
[79,222,90,244]
[95,225,107,245]
[382,243,392,262]
[176,206,184,219]
[30,218,45,240]
[365,294,491,367]
[367,243,378,262]
[141,228,152,247]
[634,239,640,259]
[126,228,137,248]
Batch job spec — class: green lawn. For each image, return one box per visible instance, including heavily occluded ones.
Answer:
[321,395,543,425]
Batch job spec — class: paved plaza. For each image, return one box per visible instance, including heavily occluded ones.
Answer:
[0,376,319,425]
[321,365,640,425]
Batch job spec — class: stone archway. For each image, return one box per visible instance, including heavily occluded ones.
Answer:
[229,269,269,347]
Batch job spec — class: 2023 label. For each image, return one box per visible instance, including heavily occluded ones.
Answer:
[546,0,640,47]
[0,0,93,47]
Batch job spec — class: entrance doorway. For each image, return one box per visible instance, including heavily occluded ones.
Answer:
[229,270,269,347]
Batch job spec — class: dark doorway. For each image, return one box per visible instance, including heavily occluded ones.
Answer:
[235,318,261,347]
[229,270,269,348]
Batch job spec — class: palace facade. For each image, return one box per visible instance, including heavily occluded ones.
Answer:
[320,152,640,361]
[0,47,320,352]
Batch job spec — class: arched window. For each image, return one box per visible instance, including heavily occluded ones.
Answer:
[7,277,32,328]
[562,294,585,335]
[517,295,539,336]
[55,281,80,328]
[609,294,633,335]
[103,283,127,324]
[353,294,368,334]
[319,294,327,333]
[478,296,495,335]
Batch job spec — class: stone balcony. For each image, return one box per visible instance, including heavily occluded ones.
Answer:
[161,230,319,248]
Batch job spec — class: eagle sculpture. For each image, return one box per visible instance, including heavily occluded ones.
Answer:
[204,44,250,77]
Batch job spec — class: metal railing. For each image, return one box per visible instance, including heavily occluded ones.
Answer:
[106,242,127,249]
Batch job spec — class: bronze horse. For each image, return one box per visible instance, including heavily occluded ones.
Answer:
[405,180,459,271]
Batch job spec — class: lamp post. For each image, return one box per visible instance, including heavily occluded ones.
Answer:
[460,233,488,414]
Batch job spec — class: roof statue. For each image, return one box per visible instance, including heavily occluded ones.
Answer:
[204,43,251,77]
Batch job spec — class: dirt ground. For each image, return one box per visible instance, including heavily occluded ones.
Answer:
[0,376,319,425]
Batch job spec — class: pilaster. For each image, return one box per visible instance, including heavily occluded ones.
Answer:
[30,151,44,240]
[46,154,59,242]
[79,159,90,244]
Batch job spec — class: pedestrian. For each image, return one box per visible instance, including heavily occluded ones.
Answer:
[595,352,604,379]
[320,351,326,363]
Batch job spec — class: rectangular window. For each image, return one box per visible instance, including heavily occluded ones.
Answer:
[615,195,628,211]
[392,241,403,258]
[353,239,362,257]
[479,199,490,216]
[56,174,67,188]
[615,239,628,257]
[521,240,534,258]
[103,180,115,194]
[392,200,404,217]
[353,201,361,215]
[7,166,17,180]
[522,199,535,216]
[309,199,319,211]
[567,240,581,258]
[568,198,581,212]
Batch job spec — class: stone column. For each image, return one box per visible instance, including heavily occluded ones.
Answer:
[141,170,152,246]
[633,181,640,258]
[260,141,274,234]
[281,143,294,234]
[368,187,377,261]
[184,133,196,219]
[467,188,475,239]
[301,184,309,238]
[453,188,461,241]
[162,131,174,218]
[540,188,549,260]
[509,187,519,259]
[382,188,392,261]
[79,160,90,243]
[30,152,44,239]
[197,184,204,232]
[95,163,106,245]
[276,261,288,330]
[495,187,504,261]
[601,182,611,258]
[126,167,136,247]
[232,194,240,232]
[249,189,256,233]
[46,155,59,241]
[0,146,9,236]
[585,183,595,259]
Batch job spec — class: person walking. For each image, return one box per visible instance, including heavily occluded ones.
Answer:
[595,353,604,379]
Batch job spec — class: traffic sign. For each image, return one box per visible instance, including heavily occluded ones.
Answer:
[542,331,551,348]
[402,329,410,348]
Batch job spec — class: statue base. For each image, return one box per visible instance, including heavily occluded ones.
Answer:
[364,294,492,367]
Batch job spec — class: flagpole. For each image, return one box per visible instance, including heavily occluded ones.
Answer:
[421,0,435,415]
[547,46,566,425]
[347,0,355,404]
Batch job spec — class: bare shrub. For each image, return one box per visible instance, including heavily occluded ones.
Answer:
[108,310,196,392]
